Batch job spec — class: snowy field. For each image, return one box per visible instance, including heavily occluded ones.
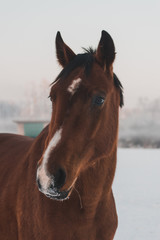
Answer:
[113,148,160,240]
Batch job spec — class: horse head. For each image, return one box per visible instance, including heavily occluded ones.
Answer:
[36,31,123,201]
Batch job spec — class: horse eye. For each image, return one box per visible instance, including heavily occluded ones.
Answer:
[93,96,105,106]
[48,95,52,102]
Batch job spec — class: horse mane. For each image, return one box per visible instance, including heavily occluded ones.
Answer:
[52,47,124,108]
[113,73,124,108]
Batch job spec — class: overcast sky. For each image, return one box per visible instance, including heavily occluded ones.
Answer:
[0,0,159,108]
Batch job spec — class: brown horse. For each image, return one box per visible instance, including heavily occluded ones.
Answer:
[0,30,123,240]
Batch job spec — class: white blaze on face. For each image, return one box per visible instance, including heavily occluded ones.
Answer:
[67,78,82,95]
[37,128,63,191]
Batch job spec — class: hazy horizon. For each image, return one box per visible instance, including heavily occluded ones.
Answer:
[0,0,160,108]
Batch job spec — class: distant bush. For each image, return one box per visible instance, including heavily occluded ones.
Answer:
[119,98,160,148]
[119,137,160,148]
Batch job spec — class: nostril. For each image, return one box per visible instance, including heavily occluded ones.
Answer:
[54,168,66,189]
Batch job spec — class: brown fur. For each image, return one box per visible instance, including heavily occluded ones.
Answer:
[0,31,122,239]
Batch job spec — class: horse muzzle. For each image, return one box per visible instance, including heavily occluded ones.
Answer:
[36,177,71,201]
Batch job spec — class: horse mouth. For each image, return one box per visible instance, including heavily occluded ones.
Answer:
[45,189,71,201]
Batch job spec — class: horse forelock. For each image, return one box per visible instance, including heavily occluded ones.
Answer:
[51,50,123,107]
[51,52,95,87]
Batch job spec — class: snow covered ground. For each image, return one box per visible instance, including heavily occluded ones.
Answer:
[113,148,160,240]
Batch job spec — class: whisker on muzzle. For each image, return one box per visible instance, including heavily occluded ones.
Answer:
[73,186,83,209]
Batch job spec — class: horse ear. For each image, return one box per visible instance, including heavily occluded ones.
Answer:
[56,32,76,67]
[96,30,116,70]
